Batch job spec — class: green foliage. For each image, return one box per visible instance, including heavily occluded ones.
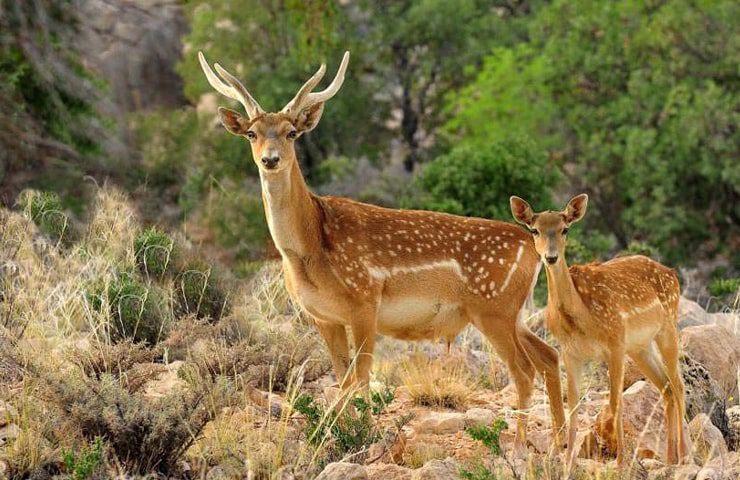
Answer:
[17,190,69,242]
[708,278,740,300]
[134,227,176,279]
[460,417,509,480]
[293,388,394,464]
[62,438,103,480]
[175,259,228,321]
[404,136,560,220]
[178,0,385,167]
[447,0,739,263]
[89,273,168,345]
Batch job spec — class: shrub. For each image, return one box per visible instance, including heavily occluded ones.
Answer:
[708,277,740,300]
[134,227,176,279]
[62,437,104,480]
[460,417,510,480]
[36,362,235,476]
[175,259,228,321]
[398,354,475,409]
[89,273,168,345]
[293,388,394,465]
[17,190,70,243]
[403,136,560,221]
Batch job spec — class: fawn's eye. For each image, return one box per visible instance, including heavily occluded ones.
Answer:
[531,228,540,236]
[287,130,298,140]
[246,131,256,140]
[562,227,569,235]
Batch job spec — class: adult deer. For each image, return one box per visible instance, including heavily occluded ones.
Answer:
[510,194,688,466]
[198,50,565,452]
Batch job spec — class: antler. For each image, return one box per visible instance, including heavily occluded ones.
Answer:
[198,51,264,119]
[281,51,350,116]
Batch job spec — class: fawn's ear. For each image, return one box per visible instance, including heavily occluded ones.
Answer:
[510,196,535,227]
[293,102,325,133]
[218,107,251,135]
[564,193,588,225]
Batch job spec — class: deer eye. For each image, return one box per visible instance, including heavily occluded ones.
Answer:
[287,130,298,140]
[562,227,569,235]
[531,228,540,236]
[246,131,256,140]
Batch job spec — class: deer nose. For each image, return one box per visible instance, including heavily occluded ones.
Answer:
[545,255,559,265]
[261,155,280,169]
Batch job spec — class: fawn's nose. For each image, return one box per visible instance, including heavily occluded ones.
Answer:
[261,155,280,170]
[545,255,559,265]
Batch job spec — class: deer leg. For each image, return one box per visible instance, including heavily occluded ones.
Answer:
[314,319,352,388]
[519,327,566,452]
[655,327,689,463]
[629,344,677,464]
[607,346,626,465]
[349,312,377,391]
[563,352,584,470]
[477,321,535,458]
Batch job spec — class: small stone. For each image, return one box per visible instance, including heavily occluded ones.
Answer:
[464,408,495,428]
[696,467,720,480]
[411,458,460,480]
[416,412,466,435]
[366,463,413,480]
[689,413,728,463]
[315,462,368,480]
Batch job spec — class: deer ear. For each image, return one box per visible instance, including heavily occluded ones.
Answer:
[564,194,588,225]
[218,107,251,135]
[294,103,325,133]
[510,196,535,227]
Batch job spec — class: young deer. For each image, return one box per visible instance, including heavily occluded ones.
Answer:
[198,50,565,452]
[510,194,688,465]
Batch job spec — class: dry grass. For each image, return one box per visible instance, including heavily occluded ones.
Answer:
[398,352,477,410]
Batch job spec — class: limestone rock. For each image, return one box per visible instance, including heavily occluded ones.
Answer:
[411,458,460,480]
[143,360,186,398]
[704,451,740,480]
[464,408,496,428]
[681,324,740,400]
[416,412,466,435]
[648,464,701,480]
[679,297,711,329]
[366,463,413,480]
[725,405,740,451]
[689,414,728,464]
[315,462,368,480]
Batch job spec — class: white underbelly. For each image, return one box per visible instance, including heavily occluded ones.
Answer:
[376,296,467,340]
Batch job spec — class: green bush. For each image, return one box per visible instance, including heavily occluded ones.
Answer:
[17,190,70,243]
[134,227,176,279]
[460,417,510,480]
[62,437,103,480]
[708,277,740,302]
[293,388,394,466]
[89,273,168,345]
[403,136,561,221]
[175,259,228,321]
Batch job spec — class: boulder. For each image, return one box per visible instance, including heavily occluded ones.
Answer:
[681,325,740,400]
[679,297,710,329]
[648,464,701,480]
[366,463,413,480]
[464,408,496,428]
[689,414,728,463]
[411,458,460,480]
[726,405,740,451]
[681,355,728,438]
[704,451,740,480]
[315,462,368,480]
[416,412,466,435]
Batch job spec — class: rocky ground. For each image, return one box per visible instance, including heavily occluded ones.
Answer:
[0,189,738,479]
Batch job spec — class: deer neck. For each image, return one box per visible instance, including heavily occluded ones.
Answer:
[260,160,320,257]
[544,258,586,321]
